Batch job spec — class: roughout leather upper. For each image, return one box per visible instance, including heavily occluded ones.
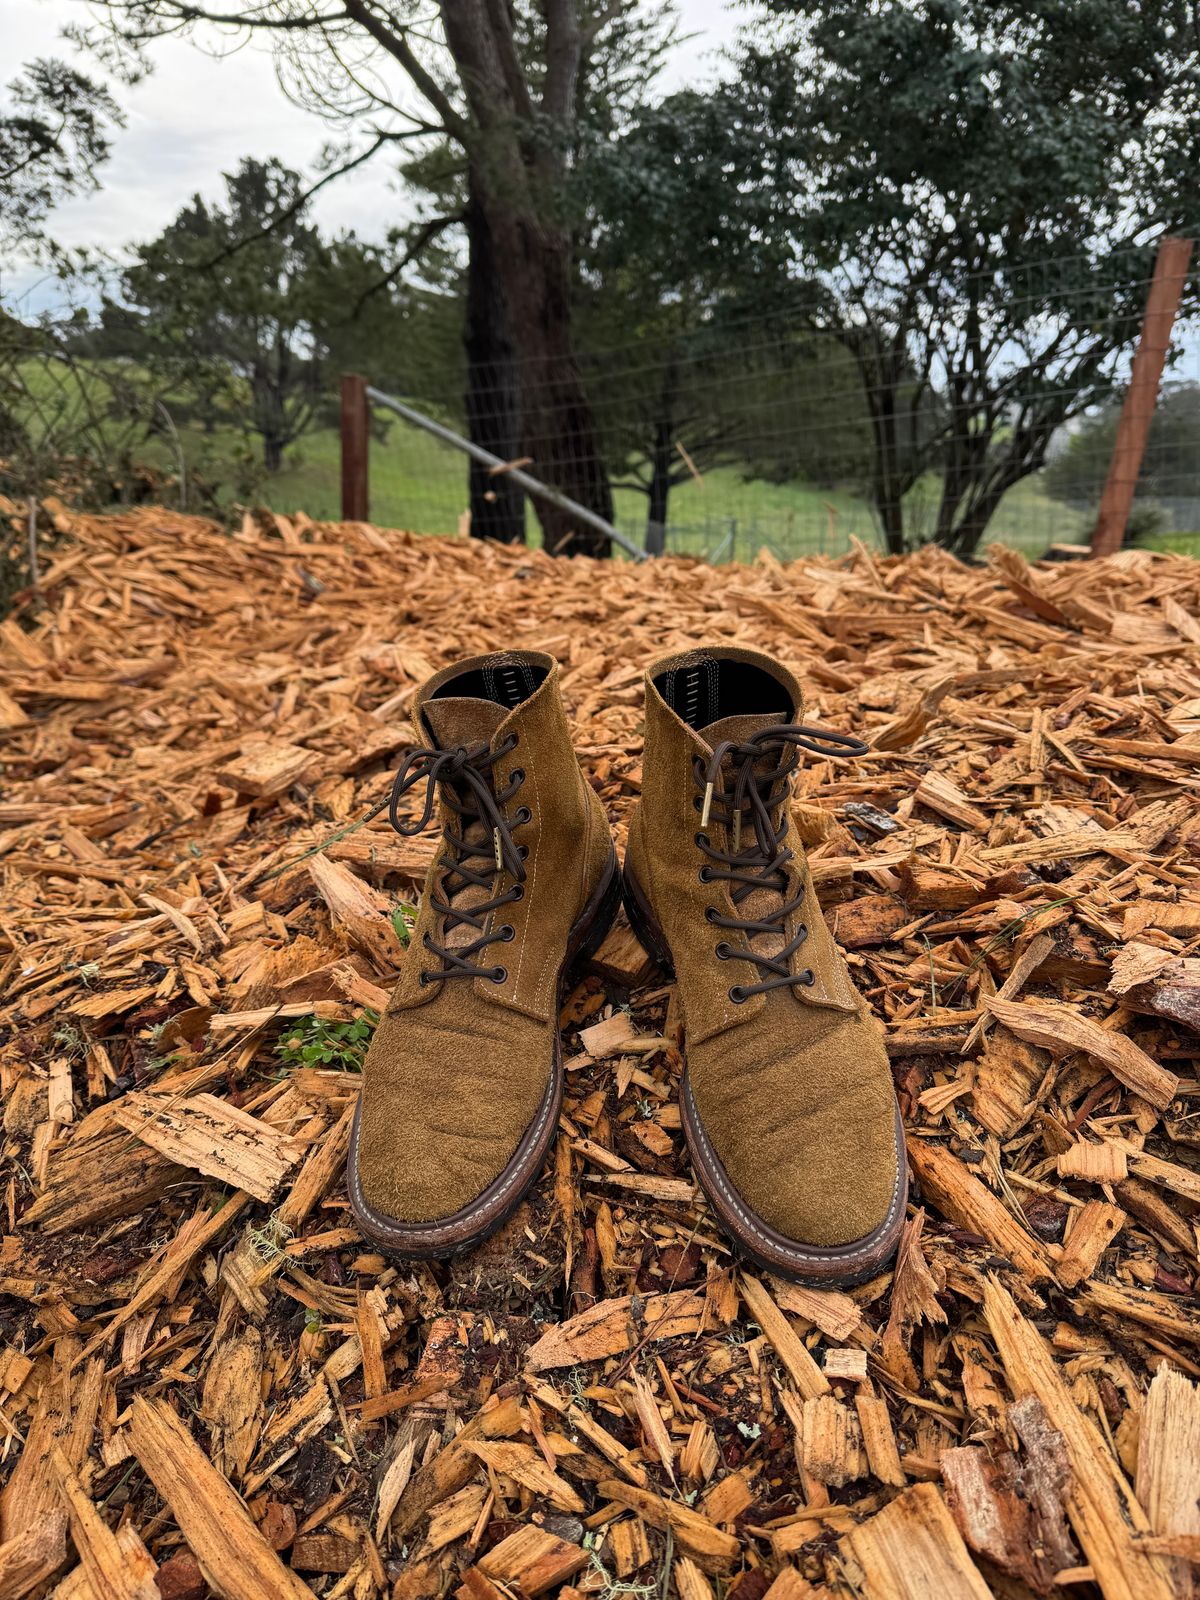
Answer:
[625,645,900,1249]
[355,651,611,1224]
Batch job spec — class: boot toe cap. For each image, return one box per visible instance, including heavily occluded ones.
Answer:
[687,1016,904,1253]
[352,1005,551,1228]
[752,1103,900,1248]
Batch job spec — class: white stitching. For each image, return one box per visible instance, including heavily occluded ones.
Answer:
[514,725,542,1007]
[349,1071,557,1244]
[684,1080,906,1267]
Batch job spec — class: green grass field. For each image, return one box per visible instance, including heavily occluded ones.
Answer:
[260,421,1187,560]
[11,357,1199,559]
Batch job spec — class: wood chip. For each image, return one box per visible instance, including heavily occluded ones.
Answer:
[476,1526,589,1595]
[1136,1366,1200,1599]
[987,997,1179,1110]
[983,1275,1176,1600]
[8,508,1200,1594]
[114,1092,303,1203]
[127,1395,315,1600]
[740,1274,829,1400]
[595,1480,739,1573]
[843,1482,991,1598]
[1055,1200,1126,1289]
[525,1288,710,1371]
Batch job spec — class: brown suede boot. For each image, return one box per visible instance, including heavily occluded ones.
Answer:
[348,651,618,1257]
[623,647,906,1285]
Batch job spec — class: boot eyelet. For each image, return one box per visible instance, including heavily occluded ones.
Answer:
[704,906,719,922]
[418,971,431,986]
[693,831,707,847]
[422,933,433,950]
[514,806,532,826]
[715,942,732,961]
[511,884,525,901]
[511,767,525,784]
[728,984,747,1004]
[498,924,515,941]
[518,844,529,860]
[490,966,507,984]
[698,866,714,883]
[797,923,808,940]
[799,968,815,987]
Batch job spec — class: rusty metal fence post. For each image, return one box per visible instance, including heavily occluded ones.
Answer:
[340,374,369,523]
[1091,237,1194,557]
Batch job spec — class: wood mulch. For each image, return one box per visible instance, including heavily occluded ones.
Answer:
[1,502,1199,1600]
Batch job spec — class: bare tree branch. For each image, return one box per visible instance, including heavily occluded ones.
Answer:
[339,0,468,138]
[351,211,460,313]
[200,133,389,266]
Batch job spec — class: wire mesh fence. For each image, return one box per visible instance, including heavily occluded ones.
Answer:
[4,244,1200,565]
[360,244,1200,561]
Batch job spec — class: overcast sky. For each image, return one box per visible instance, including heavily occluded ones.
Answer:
[3,0,739,310]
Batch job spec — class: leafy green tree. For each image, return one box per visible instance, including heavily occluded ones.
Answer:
[731,0,1200,554]
[1044,383,1200,517]
[0,58,120,258]
[1,56,122,520]
[577,89,780,551]
[578,86,890,551]
[117,157,385,472]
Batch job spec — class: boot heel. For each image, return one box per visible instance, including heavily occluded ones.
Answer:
[621,867,675,977]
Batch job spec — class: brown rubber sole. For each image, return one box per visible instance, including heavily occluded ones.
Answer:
[347,846,621,1260]
[622,864,908,1287]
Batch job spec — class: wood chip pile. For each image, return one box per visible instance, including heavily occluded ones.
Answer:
[2,504,1200,1600]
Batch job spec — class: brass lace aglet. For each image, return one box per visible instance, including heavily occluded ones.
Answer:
[493,827,503,871]
[700,781,714,830]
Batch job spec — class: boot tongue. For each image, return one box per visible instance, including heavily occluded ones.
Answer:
[419,697,509,953]
[422,696,507,750]
[698,711,795,965]
[699,712,784,750]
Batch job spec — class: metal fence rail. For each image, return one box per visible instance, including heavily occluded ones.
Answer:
[362,382,644,560]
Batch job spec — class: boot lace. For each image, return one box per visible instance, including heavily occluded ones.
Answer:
[388,736,528,984]
[694,722,868,1002]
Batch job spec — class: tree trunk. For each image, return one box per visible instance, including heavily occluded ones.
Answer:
[947,498,1003,557]
[644,353,684,556]
[869,402,908,555]
[935,447,970,547]
[436,0,613,555]
[644,357,680,556]
[936,387,993,548]
[875,485,906,554]
[856,339,909,555]
[645,420,672,556]
[464,180,525,544]
[484,207,613,558]
[946,468,1023,557]
[941,405,1059,557]
[253,366,286,474]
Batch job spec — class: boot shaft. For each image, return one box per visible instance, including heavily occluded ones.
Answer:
[390,650,610,1021]
[628,645,861,1043]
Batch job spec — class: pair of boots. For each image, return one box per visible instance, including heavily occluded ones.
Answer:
[347,647,906,1287]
